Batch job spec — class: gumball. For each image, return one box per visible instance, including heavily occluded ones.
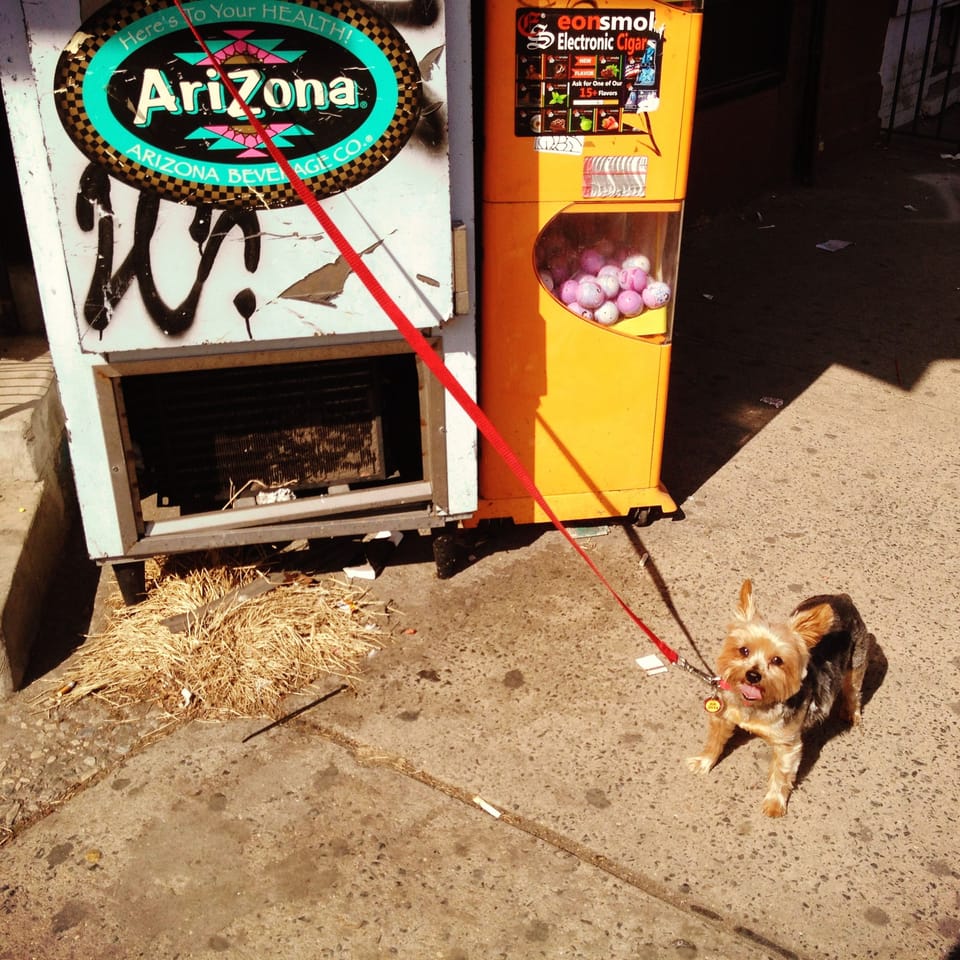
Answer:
[597,272,621,299]
[594,300,621,325]
[559,279,580,304]
[567,302,594,320]
[641,280,671,309]
[597,264,622,280]
[622,253,651,273]
[616,289,644,317]
[577,279,605,310]
[619,267,648,292]
[549,257,572,284]
[579,248,606,275]
[538,270,555,293]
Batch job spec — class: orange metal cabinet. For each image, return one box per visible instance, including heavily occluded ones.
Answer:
[476,1,702,524]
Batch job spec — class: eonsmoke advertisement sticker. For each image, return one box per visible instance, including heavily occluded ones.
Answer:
[513,8,664,137]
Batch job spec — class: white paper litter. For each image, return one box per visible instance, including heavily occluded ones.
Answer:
[636,654,668,677]
[343,531,404,580]
[816,239,853,252]
[369,530,404,544]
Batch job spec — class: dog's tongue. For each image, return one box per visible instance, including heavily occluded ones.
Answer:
[739,683,763,701]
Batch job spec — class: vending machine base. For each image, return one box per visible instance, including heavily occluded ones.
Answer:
[471,261,679,525]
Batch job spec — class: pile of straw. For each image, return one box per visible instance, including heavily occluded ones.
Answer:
[53,555,387,720]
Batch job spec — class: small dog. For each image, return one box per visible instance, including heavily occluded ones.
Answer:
[687,580,872,817]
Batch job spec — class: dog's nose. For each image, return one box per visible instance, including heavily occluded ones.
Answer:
[746,670,762,684]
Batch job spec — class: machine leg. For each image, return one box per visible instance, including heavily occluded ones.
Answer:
[431,525,460,580]
[113,560,147,605]
[627,505,685,527]
[628,506,662,527]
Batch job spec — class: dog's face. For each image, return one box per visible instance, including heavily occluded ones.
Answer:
[716,580,834,708]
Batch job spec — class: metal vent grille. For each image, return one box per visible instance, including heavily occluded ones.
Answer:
[122,357,386,509]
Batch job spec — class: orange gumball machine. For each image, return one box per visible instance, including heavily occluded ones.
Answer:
[475,1,702,525]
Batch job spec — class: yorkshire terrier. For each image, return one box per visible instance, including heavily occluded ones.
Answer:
[687,580,872,817]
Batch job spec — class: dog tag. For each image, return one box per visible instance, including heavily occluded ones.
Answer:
[704,694,724,714]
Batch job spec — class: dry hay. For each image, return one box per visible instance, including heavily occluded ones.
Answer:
[49,555,387,721]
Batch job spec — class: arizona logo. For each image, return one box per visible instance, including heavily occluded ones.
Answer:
[54,0,422,208]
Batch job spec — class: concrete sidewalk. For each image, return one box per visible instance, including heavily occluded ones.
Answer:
[1,138,959,959]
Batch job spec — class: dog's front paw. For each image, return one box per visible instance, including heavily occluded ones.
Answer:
[761,794,788,818]
[686,754,715,774]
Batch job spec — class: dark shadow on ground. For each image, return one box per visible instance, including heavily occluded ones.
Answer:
[664,138,960,504]
[24,517,100,685]
[794,634,889,786]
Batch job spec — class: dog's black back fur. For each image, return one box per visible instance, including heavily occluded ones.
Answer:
[787,594,871,727]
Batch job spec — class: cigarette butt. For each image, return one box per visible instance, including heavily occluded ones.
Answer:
[55,681,77,697]
[472,795,502,819]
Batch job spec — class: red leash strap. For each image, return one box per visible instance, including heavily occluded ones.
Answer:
[168,1,681,667]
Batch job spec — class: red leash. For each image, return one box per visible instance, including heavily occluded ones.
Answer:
[168,1,719,682]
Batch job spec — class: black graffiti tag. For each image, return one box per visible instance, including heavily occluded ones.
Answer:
[76,164,261,338]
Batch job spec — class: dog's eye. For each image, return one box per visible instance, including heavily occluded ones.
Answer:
[738,646,750,657]
[770,656,783,667]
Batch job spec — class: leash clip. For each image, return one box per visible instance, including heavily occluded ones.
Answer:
[675,656,728,714]
[674,655,720,689]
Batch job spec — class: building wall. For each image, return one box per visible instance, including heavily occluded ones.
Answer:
[687,0,892,215]
[880,0,960,132]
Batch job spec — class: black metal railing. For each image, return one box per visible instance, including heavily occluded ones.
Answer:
[885,0,960,145]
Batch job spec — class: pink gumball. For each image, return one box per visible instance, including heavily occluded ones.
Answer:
[577,280,605,310]
[641,280,671,309]
[597,264,622,280]
[538,270,555,293]
[567,302,594,320]
[597,273,621,299]
[622,253,651,273]
[559,279,580,304]
[616,289,644,317]
[618,267,648,292]
[579,248,606,275]
[594,301,621,326]
[549,257,571,284]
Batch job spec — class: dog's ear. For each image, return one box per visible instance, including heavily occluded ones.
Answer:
[790,603,834,648]
[734,579,756,621]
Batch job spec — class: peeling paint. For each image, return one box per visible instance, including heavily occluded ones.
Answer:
[279,239,383,306]
[63,31,94,55]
